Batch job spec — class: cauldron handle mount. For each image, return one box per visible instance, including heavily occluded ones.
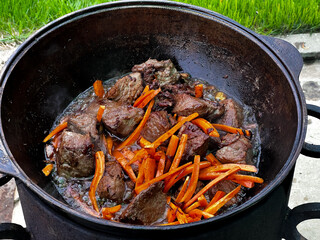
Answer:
[282,104,320,239]
[301,104,320,157]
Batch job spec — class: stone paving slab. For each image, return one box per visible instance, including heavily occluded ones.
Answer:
[278,33,320,59]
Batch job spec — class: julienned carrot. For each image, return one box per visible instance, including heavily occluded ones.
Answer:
[232,179,255,188]
[156,151,166,177]
[145,112,199,149]
[201,211,214,219]
[199,164,258,174]
[195,84,203,98]
[176,209,189,224]
[42,164,54,176]
[204,185,241,215]
[113,150,136,182]
[133,85,150,107]
[144,158,156,182]
[137,88,161,108]
[102,205,121,215]
[120,147,135,161]
[205,191,226,210]
[169,134,188,171]
[192,118,219,138]
[163,161,211,193]
[43,122,68,142]
[102,205,121,220]
[135,158,146,188]
[89,151,106,212]
[138,137,152,148]
[184,201,201,214]
[96,105,105,122]
[93,80,105,98]
[175,176,190,203]
[206,153,221,166]
[167,208,177,223]
[198,195,208,207]
[211,123,252,138]
[103,135,113,155]
[127,148,148,166]
[166,135,180,159]
[183,167,241,209]
[199,172,264,184]
[180,155,200,203]
[160,217,197,226]
[116,100,154,150]
[135,162,192,194]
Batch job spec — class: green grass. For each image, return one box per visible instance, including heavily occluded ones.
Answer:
[1,0,320,43]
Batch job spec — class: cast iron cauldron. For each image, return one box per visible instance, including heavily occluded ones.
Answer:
[0,1,320,239]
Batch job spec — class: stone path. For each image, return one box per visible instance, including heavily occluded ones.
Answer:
[0,35,319,239]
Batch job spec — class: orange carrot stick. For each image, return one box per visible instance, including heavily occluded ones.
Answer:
[156,151,166,177]
[163,161,211,193]
[232,179,255,188]
[195,84,203,98]
[116,100,154,150]
[135,157,146,188]
[113,150,136,182]
[192,118,219,137]
[146,112,199,149]
[166,135,180,159]
[204,185,241,215]
[184,202,201,214]
[167,208,177,223]
[135,162,192,194]
[42,164,53,176]
[89,151,105,212]
[180,155,200,203]
[93,80,105,98]
[205,191,226,210]
[105,135,113,155]
[169,134,188,171]
[96,105,106,122]
[176,176,190,203]
[198,194,208,207]
[137,88,161,108]
[144,158,156,182]
[176,209,189,224]
[102,205,121,215]
[199,171,263,184]
[138,137,152,148]
[133,85,150,107]
[206,153,221,166]
[127,148,148,166]
[199,164,258,174]
[211,123,252,138]
[43,122,68,143]
[183,167,241,209]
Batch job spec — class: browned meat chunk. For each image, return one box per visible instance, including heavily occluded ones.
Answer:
[67,113,98,139]
[216,99,243,128]
[173,94,224,121]
[216,134,252,164]
[178,122,209,161]
[56,131,94,178]
[106,72,143,104]
[102,104,144,138]
[208,180,240,207]
[141,111,172,143]
[119,182,167,225]
[132,59,180,88]
[96,161,126,203]
[155,84,194,111]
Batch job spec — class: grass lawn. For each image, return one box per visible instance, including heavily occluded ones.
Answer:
[0,0,320,42]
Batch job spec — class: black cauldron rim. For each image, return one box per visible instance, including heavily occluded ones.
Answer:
[0,0,308,232]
